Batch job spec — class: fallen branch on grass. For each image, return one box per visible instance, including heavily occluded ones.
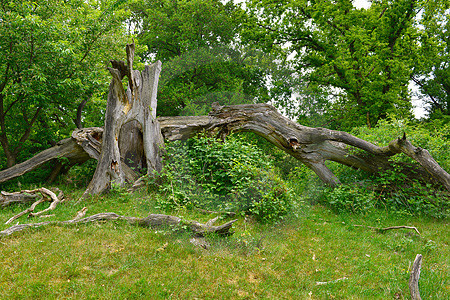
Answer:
[353,225,420,235]
[409,254,423,300]
[316,277,348,285]
[4,188,65,225]
[0,210,237,238]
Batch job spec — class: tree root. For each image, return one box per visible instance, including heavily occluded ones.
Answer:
[353,224,420,235]
[0,210,237,238]
[4,188,65,225]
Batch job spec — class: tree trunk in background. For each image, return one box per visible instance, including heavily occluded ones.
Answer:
[83,43,163,197]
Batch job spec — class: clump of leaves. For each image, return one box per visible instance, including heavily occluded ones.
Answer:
[151,134,292,223]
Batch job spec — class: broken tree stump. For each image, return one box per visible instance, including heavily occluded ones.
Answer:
[83,43,164,197]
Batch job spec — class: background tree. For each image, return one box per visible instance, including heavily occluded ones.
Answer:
[0,0,129,169]
[129,0,270,116]
[412,0,450,120]
[243,0,425,129]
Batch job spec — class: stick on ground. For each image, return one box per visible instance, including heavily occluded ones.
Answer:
[353,225,420,235]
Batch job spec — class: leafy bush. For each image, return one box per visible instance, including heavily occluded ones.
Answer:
[152,134,292,223]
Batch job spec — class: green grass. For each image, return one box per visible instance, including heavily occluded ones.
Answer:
[0,186,448,299]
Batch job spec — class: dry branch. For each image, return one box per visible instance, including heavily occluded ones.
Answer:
[3,188,64,224]
[353,225,420,235]
[409,254,423,300]
[0,212,236,238]
[316,277,348,285]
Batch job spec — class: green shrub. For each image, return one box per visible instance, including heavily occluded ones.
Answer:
[152,134,292,223]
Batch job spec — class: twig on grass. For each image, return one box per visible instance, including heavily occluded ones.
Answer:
[353,225,420,235]
[316,277,348,285]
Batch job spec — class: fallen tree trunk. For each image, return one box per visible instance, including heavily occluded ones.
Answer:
[0,212,237,238]
[1,104,450,192]
[159,103,450,191]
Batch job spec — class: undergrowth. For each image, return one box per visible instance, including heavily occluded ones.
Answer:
[147,134,292,223]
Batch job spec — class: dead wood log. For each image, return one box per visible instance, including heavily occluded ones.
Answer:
[0,212,237,238]
[409,254,423,300]
[4,188,64,224]
[1,190,38,207]
[83,43,163,197]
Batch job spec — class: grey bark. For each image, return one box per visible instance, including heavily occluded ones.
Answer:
[83,43,163,197]
[409,254,422,300]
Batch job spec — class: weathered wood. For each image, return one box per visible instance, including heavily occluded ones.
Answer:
[4,188,64,224]
[409,254,422,300]
[0,191,38,207]
[83,43,163,197]
[0,212,237,238]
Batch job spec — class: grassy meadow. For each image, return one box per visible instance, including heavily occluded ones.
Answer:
[0,186,448,299]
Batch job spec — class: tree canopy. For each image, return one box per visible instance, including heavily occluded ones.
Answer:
[129,0,271,116]
[242,0,449,129]
[0,0,128,168]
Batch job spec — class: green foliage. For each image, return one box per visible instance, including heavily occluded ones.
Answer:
[242,0,431,129]
[412,0,450,117]
[323,184,376,214]
[65,159,98,188]
[152,134,291,222]
[129,0,270,117]
[0,0,129,168]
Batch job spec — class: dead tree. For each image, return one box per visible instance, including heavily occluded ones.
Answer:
[1,103,450,193]
[83,43,164,197]
[0,211,237,238]
[0,43,449,194]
